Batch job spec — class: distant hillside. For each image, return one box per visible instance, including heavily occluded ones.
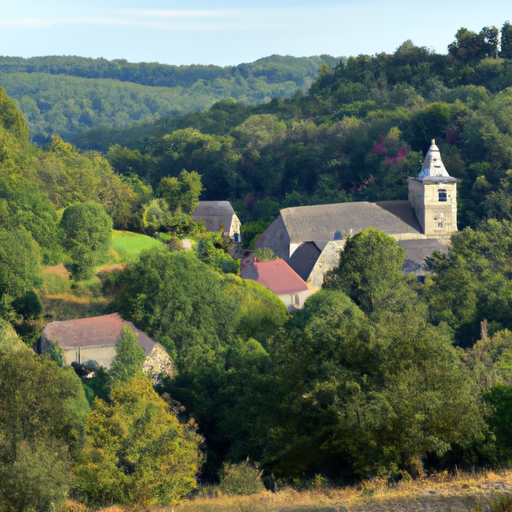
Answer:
[0,54,339,143]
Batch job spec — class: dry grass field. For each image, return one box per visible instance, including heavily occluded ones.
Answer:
[60,469,512,512]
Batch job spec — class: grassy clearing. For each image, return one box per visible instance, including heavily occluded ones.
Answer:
[59,470,512,512]
[108,230,161,264]
[40,230,161,322]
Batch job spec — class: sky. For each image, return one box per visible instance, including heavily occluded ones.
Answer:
[1,0,511,66]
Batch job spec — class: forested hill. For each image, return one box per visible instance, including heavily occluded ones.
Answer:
[0,54,340,88]
[95,24,512,235]
[0,54,338,143]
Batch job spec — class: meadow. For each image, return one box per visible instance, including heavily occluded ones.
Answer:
[60,469,512,512]
[41,231,161,321]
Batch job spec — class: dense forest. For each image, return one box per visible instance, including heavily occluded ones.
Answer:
[3,22,512,511]
[0,54,338,143]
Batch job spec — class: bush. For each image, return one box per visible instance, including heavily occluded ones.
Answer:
[0,440,73,512]
[491,494,512,512]
[218,460,265,496]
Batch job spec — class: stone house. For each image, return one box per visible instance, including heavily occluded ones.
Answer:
[37,313,174,379]
[192,201,242,242]
[256,140,453,287]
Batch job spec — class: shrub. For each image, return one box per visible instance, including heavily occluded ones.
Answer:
[218,460,265,496]
[254,247,278,262]
[0,440,73,512]
[492,494,512,512]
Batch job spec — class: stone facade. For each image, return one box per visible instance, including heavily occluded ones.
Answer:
[255,139,458,288]
[408,140,457,238]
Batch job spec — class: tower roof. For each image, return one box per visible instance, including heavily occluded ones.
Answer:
[419,139,450,178]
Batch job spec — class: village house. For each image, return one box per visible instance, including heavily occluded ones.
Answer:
[256,140,455,287]
[241,257,314,311]
[192,201,242,242]
[37,313,174,379]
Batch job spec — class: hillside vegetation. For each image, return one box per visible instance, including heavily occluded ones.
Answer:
[97,23,512,239]
[5,23,512,512]
[0,54,338,143]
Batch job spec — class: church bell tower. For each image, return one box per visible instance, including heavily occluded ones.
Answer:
[408,140,457,237]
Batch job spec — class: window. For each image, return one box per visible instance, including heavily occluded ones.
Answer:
[294,294,300,305]
[438,189,447,202]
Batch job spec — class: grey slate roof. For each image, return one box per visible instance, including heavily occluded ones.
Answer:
[399,238,449,275]
[288,242,321,281]
[279,200,422,243]
[192,201,236,234]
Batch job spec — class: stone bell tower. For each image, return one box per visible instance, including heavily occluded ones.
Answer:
[408,140,457,237]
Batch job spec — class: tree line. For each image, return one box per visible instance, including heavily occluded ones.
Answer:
[0,54,337,143]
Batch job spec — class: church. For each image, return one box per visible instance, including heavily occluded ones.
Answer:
[256,140,457,287]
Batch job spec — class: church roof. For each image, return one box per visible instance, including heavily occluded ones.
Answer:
[191,201,236,234]
[399,238,449,275]
[278,200,422,243]
[241,258,309,295]
[418,139,450,178]
[40,313,156,355]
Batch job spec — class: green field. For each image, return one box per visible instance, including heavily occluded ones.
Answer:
[41,230,162,321]
[109,230,162,263]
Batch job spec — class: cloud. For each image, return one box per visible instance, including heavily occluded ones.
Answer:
[0,18,137,28]
[126,9,235,19]
[0,6,346,32]
[0,12,276,32]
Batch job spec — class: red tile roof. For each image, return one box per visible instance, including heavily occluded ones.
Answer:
[41,313,156,355]
[241,258,309,296]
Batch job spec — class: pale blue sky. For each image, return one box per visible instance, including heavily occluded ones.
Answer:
[1,0,510,66]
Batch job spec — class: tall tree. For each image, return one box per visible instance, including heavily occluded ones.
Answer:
[324,228,408,315]
[60,201,113,280]
[75,376,202,508]
[109,325,146,382]
[500,21,512,59]
[157,169,203,214]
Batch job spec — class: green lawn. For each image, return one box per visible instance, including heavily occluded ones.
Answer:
[109,230,162,263]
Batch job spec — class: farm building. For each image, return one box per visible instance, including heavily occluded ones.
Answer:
[37,313,173,378]
[241,257,314,311]
[192,201,242,242]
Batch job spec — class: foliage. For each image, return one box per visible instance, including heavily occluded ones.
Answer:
[425,219,512,345]
[485,383,512,465]
[462,330,512,388]
[0,440,73,512]
[0,55,335,143]
[265,287,485,477]
[37,137,140,229]
[113,248,236,371]
[157,170,203,214]
[0,228,42,301]
[0,174,59,264]
[60,202,113,280]
[218,460,265,496]
[222,275,287,343]
[254,247,278,262]
[0,343,90,459]
[0,327,89,512]
[45,340,65,367]
[195,236,239,274]
[75,376,202,508]
[324,228,407,314]
[11,290,43,320]
[490,490,512,512]
[109,325,146,382]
